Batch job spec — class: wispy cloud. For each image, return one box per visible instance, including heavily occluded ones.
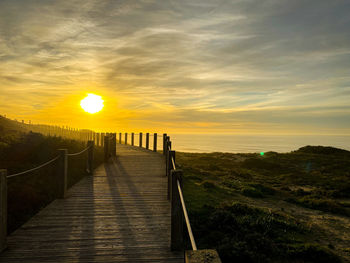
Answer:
[0,0,349,134]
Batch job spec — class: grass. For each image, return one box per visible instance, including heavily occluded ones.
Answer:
[177,146,350,262]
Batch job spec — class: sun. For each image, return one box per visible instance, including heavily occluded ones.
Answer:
[80,93,104,114]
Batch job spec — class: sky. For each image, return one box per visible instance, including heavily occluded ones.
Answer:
[0,0,349,134]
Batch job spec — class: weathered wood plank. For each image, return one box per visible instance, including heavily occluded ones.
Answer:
[0,144,183,262]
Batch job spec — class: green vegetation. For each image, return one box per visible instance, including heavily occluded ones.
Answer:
[0,116,104,233]
[177,146,350,262]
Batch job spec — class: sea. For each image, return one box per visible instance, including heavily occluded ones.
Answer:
[165,134,350,153]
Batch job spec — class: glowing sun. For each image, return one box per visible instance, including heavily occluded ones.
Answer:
[80,94,104,114]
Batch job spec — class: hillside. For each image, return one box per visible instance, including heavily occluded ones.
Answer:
[0,116,30,147]
[178,147,350,263]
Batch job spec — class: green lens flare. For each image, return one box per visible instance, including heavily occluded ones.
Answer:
[260,152,264,156]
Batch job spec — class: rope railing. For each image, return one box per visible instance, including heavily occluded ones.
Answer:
[168,145,176,169]
[177,179,197,251]
[67,144,93,157]
[1,139,97,252]
[7,155,60,179]
[171,157,176,171]
[164,136,200,253]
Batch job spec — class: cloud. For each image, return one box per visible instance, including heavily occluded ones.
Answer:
[0,0,349,134]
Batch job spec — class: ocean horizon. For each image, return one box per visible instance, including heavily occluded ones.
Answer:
[165,134,350,153]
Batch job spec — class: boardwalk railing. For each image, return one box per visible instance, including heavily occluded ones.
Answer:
[116,132,160,152]
[0,139,97,252]
[0,130,119,253]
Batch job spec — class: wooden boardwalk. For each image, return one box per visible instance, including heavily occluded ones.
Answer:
[0,144,183,262]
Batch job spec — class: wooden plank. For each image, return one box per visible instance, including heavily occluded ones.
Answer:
[0,145,183,262]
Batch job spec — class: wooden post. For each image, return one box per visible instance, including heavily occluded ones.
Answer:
[171,169,184,251]
[104,136,109,161]
[119,133,122,144]
[167,150,175,200]
[153,133,157,152]
[163,133,167,155]
[0,170,7,252]
[131,133,134,146]
[96,133,100,147]
[87,140,94,174]
[57,149,68,199]
[101,133,105,147]
[112,133,117,156]
[146,133,149,149]
[167,139,172,154]
[139,132,143,147]
[125,133,128,145]
[166,136,171,158]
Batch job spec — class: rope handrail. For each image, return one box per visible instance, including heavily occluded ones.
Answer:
[7,155,60,179]
[166,137,197,251]
[67,144,92,156]
[177,179,197,251]
[167,144,177,170]
[171,157,176,170]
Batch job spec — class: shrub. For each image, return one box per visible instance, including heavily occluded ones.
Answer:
[202,181,216,190]
[188,203,339,263]
[296,146,350,156]
[287,197,349,216]
[294,188,311,196]
[248,183,276,195]
[287,243,341,263]
[242,187,264,198]
[187,175,203,182]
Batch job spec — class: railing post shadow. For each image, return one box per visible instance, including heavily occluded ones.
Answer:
[87,140,94,174]
[0,169,7,252]
[57,149,68,199]
[171,169,184,251]
[139,132,143,147]
[153,133,157,152]
[125,133,128,145]
[131,133,134,146]
[119,133,122,144]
